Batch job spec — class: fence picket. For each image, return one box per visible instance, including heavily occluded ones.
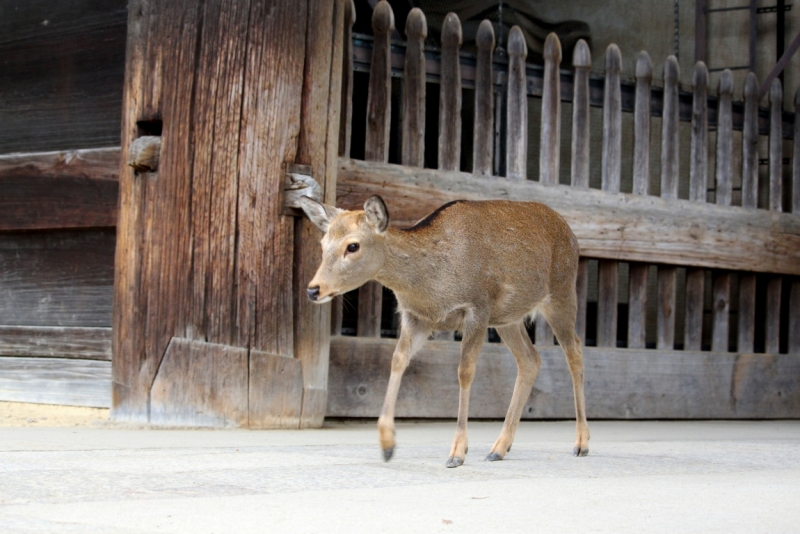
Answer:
[766,79,784,353]
[358,0,394,338]
[598,45,622,348]
[402,8,426,168]
[473,20,494,176]
[438,13,462,172]
[657,56,679,350]
[506,26,527,180]
[685,62,709,351]
[628,52,652,349]
[711,70,733,352]
[738,73,759,352]
[792,88,800,354]
[540,33,562,185]
[571,39,590,343]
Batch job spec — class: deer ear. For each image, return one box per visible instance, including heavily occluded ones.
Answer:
[298,196,342,233]
[364,195,389,233]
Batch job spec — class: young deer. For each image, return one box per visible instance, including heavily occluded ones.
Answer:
[299,195,589,467]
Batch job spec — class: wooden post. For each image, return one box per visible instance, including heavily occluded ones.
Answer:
[597,44,621,349]
[473,20,495,177]
[535,32,561,345]
[791,87,800,355]
[293,0,346,428]
[684,62,709,351]
[113,0,312,426]
[657,56,679,350]
[712,70,733,353]
[506,26,527,180]
[628,52,652,349]
[402,8,426,169]
[358,0,394,338]
[738,72,759,353]
[571,39,590,344]
[765,79,784,354]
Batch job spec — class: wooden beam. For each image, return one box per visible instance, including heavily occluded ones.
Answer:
[0,326,111,361]
[0,148,119,230]
[0,357,110,408]
[336,158,800,276]
[327,336,800,419]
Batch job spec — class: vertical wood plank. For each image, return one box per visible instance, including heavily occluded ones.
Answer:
[632,52,652,196]
[628,52,651,349]
[575,258,589,345]
[791,88,800,354]
[402,8,426,168]
[597,45,621,348]
[332,0,355,337]
[438,12,462,172]
[742,72,759,208]
[657,56,680,350]
[473,20,495,177]
[790,278,800,354]
[505,26,527,180]
[570,39,590,188]
[358,0,394,338]
[684,62,709,351]
[765,79,784,354]
[711,69,734,353]
[539,33,562,185]
[738,273,756,353]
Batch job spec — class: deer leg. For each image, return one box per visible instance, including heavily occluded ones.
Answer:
[377,313,430,462]
[486,322,541,461]
[549,313,590,457]
[446,314,487,468]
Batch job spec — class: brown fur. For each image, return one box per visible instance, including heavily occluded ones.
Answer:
[299,195,589,467]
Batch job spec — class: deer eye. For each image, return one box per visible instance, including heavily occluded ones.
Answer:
[346,243,360,254]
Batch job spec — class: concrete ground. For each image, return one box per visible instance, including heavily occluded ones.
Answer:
[1,418,799,533]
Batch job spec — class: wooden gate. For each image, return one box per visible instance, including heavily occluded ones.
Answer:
[325,1,800,419]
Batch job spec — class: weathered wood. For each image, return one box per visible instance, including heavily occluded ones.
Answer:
[0,326,111,361]
[327,336,800,419]
[0,229,115,327]
[690,62,708,202]
[597,259,618,348]
[0,357,111,408]
[657,266,677,350]
[438,12,462,172]
[716,71,734,208]
[795,87,800,214]
[742,72,759,209]
[632,52,651,196]
[539,33,562,185]
[684,268,705,351]
[150,338,249,427]
[765,278,782,354]
[127,136,161,173]
[472,20,494,177]
[790,280,800,354]
[657,56,680,350]
[338,159,800,275]
[711,273,731,352]
[738,274,757,353]
[0,0,127,153]
[570,40,591,189]
[627,263,648,349]
[769,78,784,212]
[357,1,394,339]
[0,148,120,230]
[402,8,427,168]
[249,349,304,429]
[506,26,528,180]
[575,258,589,344]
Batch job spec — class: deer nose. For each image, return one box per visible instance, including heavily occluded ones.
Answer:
[307,286,320,302]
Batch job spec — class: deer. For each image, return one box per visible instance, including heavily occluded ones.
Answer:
[298,194,589,468]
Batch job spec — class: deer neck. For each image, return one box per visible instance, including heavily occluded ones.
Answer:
[373,227,432,296]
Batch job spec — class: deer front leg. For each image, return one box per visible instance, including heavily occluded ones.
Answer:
[378,313,430,461]
[447,313,488,468]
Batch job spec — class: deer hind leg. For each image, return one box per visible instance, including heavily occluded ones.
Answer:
[378,312,430,461]
[446,312,488,468]
[546,303,590,457]
[486,321,541,461]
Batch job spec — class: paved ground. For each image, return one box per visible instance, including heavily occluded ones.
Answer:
[1,420,799,533]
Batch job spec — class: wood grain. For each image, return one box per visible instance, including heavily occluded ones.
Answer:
[327,336,800,419]
[769,79,783,212]
[711,273,732,352]
[506,26,528,180]
[742,72,759,208]
[0,357,110,408]
[539,33,562,186]
[472,20,494,177]
[249,349,305,429]
[402,8,427,169]
[0,326,111,361]
[738,274,756,353]
[632,52,652,196]
[627,263,648,349]
[570,40,591,189]
[150,338,249,427]
[337,158,800,276]
[438,12,462,172]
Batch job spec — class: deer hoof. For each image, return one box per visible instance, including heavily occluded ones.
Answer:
[573,445,589,457]
[484,452,503,462]
[446,456,464,468]
[383,447,394,462]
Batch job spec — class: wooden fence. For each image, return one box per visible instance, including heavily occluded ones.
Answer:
[326,1,800,419]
